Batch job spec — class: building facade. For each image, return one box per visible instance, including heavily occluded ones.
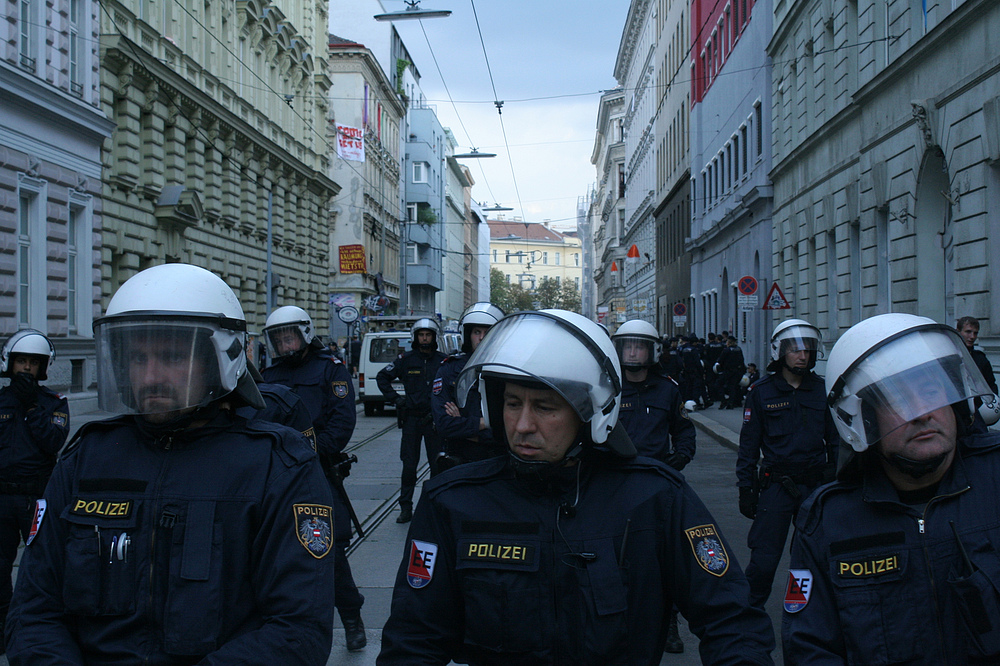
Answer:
[3,0,115,411]
[327,35,405,341]
[489,219,583,295]
[615,0,659,325]
[99,0,338,354]
[438,141,473,323]
[689,0,773,363]
[590,89,628,330]
[769,0,1000,369]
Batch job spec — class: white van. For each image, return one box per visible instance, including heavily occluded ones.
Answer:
[358,330,411,416]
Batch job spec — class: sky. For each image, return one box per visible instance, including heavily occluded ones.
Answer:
[376,0,631,231]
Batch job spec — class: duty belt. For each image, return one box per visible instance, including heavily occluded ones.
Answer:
[760,464,824,488]
[0,479,47,495]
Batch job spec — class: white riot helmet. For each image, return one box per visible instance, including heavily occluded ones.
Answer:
[826,313,992,453]
[979,393,1000,426]
[263,306,315,362]
[769,318,823,374]
[456,310,632,455]
[1,329,55,381]
[611,319,660,371]
[460,302,504,353]
[412,317,440,352]
[94,264,264,419]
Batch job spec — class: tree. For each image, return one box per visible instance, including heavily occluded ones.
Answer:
[535,277,562,309]
[559,279,582,314]
[490,268,534,313]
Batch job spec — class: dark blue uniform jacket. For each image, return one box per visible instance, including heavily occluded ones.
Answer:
[4,413,335,665]
[378,455,775,665]
[377,349,446,412]
[618,372,696,462]
[431,353,500,461]
[783,432,1000,664]
[262,348,356,458]
[0,386,69,484]
[736,372,839,487]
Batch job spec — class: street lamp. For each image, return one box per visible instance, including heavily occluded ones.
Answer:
[482,203,513,212]
[374,0,452,21]
[452,148,496,159]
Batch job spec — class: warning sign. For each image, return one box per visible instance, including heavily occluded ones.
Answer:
[762,283,791,310]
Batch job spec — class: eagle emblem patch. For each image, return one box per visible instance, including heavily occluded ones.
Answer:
[294,504,333,559]
[332,381,348,399]
[685,524,730,577]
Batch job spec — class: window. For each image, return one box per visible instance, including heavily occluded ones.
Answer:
[413,161,428,183]
[542,252,548,265]
[505,250,511,263]
[17,176,46,329]
[406,242,418,264]
[519,274,535,290]
[18,192,33,325]
[574,253,580,266]
[69,0,82,94]
[754,101,763,158]
[407,203,418,223]
[741,125,749,173]
[492,249,497,262]
[618,163,625,198]
[19,0,35,71]
[555,252,561,265]
[66,193,93,335]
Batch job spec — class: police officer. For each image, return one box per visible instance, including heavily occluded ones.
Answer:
[378,310,775,664]
[736,318,840,610]
[659,336,683,380]
[377,318,447,524]
[718,336,747,409]
[783,313,1000,664]
[432,302,505,469]
[680,335,710,409]
[5,264,335,664]
[260,305,366,651]
[612,319,697,654]
[0,330,69,637]
[704,333,726,404]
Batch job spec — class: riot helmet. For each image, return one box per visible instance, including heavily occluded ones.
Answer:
[262,306,315,363]
[93,264,264,422]
[1,329,55,381]
[411,317,439,353]
[769,318,822,375]
[611,319,659,372]
[456,310,632,459]
[459,302,504,353]
[826,313,992,454]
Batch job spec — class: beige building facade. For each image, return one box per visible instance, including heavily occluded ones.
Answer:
[489,219,583,293]
[99,0,338,345]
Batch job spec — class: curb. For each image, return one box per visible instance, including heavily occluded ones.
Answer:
[688,412,740,453]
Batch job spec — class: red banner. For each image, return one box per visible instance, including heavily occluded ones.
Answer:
[339,245,366,274]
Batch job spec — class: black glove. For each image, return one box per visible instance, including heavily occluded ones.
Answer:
[665,452,691,471]
[395,396,407,410]
[10,372,38,405]
[739,486,758,520]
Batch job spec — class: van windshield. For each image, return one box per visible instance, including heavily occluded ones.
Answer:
[370,337,407,363]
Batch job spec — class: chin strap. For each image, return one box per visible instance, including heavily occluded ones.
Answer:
[509,442,584,484]
[882,451,950,480]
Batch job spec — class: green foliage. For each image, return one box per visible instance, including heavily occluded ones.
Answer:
[489,269,582,315]
[535,277,562,309]
[490,268,534,313]
[417,206,438,225]
[559,279,582,314]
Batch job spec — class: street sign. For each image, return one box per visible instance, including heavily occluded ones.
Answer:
[738,295,758,311]
[737,275,759,295]
[673,315,687,327]
[338,306,359,323]
[762,282,791,310]
[673,303,687,317]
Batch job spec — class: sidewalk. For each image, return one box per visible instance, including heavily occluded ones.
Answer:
[687,404,744,452]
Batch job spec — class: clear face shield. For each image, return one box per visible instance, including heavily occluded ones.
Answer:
[456,313,620,428]
[613,336,655,370]
[830,330,992,451]
[95,318,225,419]
[264,324,307,361]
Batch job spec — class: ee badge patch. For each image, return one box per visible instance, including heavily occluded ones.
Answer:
[685,524,729,577]
[26,499,46,545]
[407,539,438,589]
[784,569,813,613]
[294,504,333,559]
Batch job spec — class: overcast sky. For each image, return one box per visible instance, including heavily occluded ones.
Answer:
[382,0,631,230]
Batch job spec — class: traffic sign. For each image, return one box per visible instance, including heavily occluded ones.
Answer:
[673,303,687,317]
[738,275,759,295]
[338,306,359,323]
[762,283,791,310]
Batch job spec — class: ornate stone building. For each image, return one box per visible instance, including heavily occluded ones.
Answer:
[99,0,338,346]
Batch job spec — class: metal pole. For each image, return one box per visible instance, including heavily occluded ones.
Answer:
[266,189,274,316]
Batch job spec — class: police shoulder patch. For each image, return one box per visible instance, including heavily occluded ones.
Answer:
[743,407,752,423]
[432,376,443,395]
[52,411,69,427]
[406,539,438,589]
[783,569,813,613]
[294,504,333,559]
[26,499,46,545]
[331,381,348,399]
[685,523,729,577]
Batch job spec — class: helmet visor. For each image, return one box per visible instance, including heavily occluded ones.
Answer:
[264,324,307,361]
[456,312,620,423]
[613,336,655,369]
[95,317,225,417]
[834,330,992,446]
